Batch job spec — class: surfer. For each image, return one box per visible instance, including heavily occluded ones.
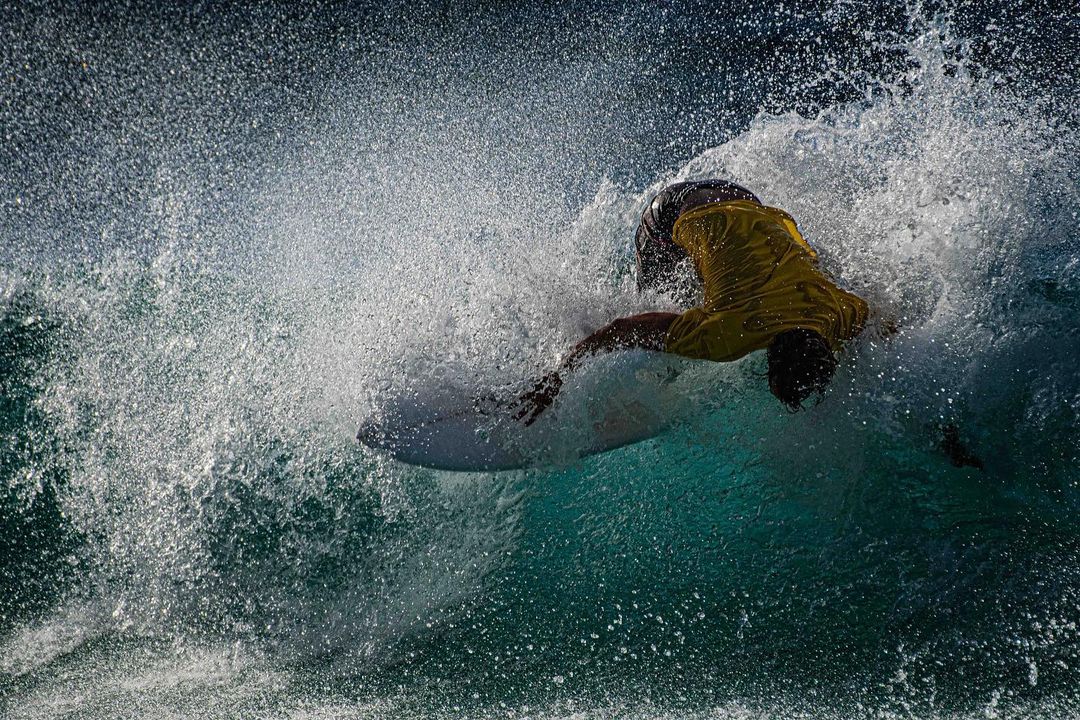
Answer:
[516,180,867,422]
[515,179,983,468]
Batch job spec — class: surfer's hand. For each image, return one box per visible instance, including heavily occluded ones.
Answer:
[513,371,563,426]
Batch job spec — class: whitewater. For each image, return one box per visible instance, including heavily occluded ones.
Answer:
[2,2,1078,717]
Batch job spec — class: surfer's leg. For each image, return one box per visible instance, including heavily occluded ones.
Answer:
[636,180,759,294]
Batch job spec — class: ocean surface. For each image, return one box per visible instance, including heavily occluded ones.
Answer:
[2,1,1079,717]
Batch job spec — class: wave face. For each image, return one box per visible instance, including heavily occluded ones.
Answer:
[2,2,1078,717]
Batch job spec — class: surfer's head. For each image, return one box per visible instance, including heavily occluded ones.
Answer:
[766,328,838,411]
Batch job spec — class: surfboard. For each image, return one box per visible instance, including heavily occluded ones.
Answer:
[357,350,701,471]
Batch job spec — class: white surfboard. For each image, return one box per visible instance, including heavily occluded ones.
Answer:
[357,350,702,471]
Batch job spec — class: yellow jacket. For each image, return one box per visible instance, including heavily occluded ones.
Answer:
[664,200,869,361]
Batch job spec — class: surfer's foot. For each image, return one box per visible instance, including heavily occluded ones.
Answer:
[940,424,984,470]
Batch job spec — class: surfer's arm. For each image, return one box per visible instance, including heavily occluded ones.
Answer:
[560,312,678,370]
[514,312,678,425]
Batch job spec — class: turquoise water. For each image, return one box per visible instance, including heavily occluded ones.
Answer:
[3,2,1079,717]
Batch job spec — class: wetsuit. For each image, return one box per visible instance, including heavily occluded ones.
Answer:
[635,180,760,290]
[637,180,869,361]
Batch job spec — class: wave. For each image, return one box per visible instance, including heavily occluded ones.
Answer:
[2,6,1078,718]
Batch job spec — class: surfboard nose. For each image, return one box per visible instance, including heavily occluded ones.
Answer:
[356,416,387,446]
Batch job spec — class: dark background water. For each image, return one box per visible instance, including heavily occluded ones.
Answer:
[5,0,1073,253]
[2,1,1079,717]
